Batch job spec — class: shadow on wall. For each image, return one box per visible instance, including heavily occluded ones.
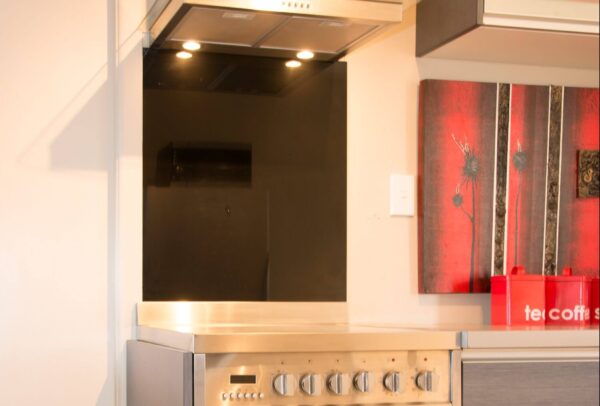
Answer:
[17,0,152,171]
[49,81,111,172]
[16,64,111,172]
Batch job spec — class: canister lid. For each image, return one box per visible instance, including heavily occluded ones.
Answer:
[546,267,592,283]
[491,265,545,281]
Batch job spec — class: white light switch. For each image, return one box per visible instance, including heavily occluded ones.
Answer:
[390,174,415,216]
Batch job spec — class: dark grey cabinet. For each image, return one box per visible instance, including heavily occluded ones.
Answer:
[415,0,598,69]
[463,360,599,406]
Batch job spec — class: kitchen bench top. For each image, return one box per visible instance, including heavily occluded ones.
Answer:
[136,323,462,354]
[135,322,598,354]
[458,325,599,349]
[360,324,599,349]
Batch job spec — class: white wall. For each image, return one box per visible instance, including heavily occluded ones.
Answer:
[0,0,114,403]
[0,0,144,404]
[0,1,598,405]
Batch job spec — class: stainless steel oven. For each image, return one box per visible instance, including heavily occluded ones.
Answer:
[128,342,461,406]
[127,303,461,406]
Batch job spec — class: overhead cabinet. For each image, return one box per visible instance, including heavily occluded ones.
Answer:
[416,0,599,68]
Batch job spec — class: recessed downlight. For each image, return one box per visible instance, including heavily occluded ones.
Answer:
[176,51,193,59]
[296,50,314,60]
[182,41,201,51]
[285,60,302,68]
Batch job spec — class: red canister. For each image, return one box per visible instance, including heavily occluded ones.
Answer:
[491,266,545,326]
[545,267,592,327]
[591,277,599,327]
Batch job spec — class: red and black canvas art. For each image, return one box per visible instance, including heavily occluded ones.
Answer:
[419,80,599,294]
[418,80,497,293]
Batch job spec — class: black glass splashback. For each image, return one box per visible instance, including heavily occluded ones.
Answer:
[143,50,347,301]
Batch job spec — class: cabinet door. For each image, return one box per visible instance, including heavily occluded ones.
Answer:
[463,360,599,406]
[127,341,193,406]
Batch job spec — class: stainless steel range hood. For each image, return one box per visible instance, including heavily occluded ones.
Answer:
[147,0,403,60]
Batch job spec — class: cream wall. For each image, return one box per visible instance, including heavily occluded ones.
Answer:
[0,0,115,403]
[0,0,143,405]
[0,1,598,405]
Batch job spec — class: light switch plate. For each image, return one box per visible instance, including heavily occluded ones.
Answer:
[390,174,415,216]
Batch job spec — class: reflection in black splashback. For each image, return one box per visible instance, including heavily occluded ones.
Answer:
[144,49,332,96]
[143,50,346,302]
[156,143,252,186]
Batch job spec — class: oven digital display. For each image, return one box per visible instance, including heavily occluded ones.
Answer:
[230,375,256,384]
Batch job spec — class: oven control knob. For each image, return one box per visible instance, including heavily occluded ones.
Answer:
[273,373,295,397]
[415,371,439,392]
[383,371,403,393]
[300,374,321,396]
[326,373,351,395]
[353,371,371,393]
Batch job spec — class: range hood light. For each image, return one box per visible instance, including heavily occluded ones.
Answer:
[285,60,302,68]
[296,50,314,60]
[176,51,193,59]
[222,11,255,20]
[319,21,347,28]
[182,41,201,51]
